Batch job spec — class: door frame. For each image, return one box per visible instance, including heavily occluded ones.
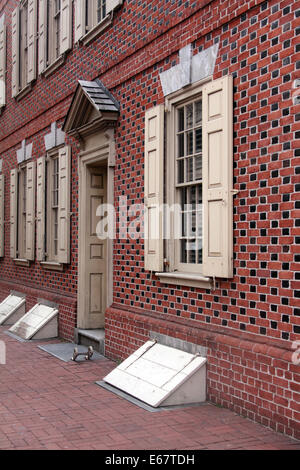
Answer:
[77,131,115,329]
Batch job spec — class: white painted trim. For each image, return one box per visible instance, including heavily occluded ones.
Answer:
[77,130,115,328]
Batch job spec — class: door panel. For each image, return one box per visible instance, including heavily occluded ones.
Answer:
[84,166,107,328]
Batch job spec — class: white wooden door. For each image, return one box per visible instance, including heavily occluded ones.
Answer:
[83,166,107,329]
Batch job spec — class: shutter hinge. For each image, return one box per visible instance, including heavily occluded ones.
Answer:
[231,189,239,196]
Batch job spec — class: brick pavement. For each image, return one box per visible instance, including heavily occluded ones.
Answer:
[0,326,299,450]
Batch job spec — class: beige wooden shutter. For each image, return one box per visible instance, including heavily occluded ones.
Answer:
[10,169,18,258]
[38,0,46,74]
[36,156,45,261]
[0,16,6,107]
[202,75,233,278]
[60,0,72,55]
[25,162,36,260]
[144,105,164,272]
[27,0,37,83]
[58,146,71,264]
[0,174,4,257]
[11,7,19,97]
[106,0,123,14]
[74,0,85,43]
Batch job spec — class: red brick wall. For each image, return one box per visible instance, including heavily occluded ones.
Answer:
[0,279,76,340]
[0,0,299,437]
[106,305,300,440]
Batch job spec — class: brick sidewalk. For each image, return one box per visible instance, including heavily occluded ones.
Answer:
[0,327,299,450]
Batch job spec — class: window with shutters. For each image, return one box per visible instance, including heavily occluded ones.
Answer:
[86,0,106,31]
[12,0,37,98]
[45,152,59,262]
[75,0,123,45]
[37,145,71,269]
[19,1,29,91]
[39,0,72,76]
[10,161,36,263]
[46,0,61,66]
[145,76,234,286]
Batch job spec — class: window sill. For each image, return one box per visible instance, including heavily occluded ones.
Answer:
[41,261,64,272]
[15,83,33,102]
[78,14,113,47]
[13,258,31,267]
[156,271,212,289]
[42,54,66,79]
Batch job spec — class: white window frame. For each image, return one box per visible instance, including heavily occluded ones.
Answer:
[75,0,123,46]
[45,148,60,263]
[165,79,210,277]
[46,0,62,67]
[17,163,28,260]
[12,160,35,265]
[19,0,29,91]
[12,0,37,99]
[39,0,72,77]
[86,0,106,32]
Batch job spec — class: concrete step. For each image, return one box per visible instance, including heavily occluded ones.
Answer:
[74,328,105,355]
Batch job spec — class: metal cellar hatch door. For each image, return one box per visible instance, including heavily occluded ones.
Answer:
[103,341,207,408]
[9,303,58,340]
[0,294,26,326]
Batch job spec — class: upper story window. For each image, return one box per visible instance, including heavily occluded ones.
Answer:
[19,1,28,90]
[39,0,72,76]
[86,0,106,31]
[0,14,6,108]
[46,0,61,65]
[12,0,36,99]
[75,0,123,45]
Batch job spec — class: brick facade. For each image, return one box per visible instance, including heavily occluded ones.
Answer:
[0,0,299,438]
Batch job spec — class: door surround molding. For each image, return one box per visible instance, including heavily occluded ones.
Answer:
[77,129,115,329]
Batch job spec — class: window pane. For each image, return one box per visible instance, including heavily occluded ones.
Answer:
[186,104,193,129]
[178,108,184,132]
[195,101,202,125]
[186,157,193,182]
[198,243,203,264]
[178,133,184,158]
[177,159,184,184]
[190,185,196,208]
[181,239,187,263]
[195,155,202,180]
[186,131,193,156]
[188,240,196,264]
[195,128,202,154]
[181,187,187,205]
[182,211,187,237]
